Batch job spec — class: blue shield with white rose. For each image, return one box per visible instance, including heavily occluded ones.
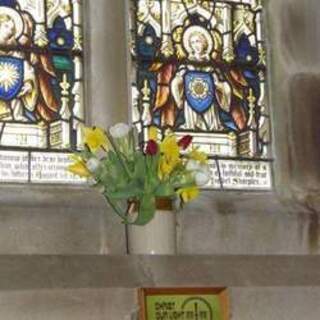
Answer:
[184,71,215,113]
[0,56,24,101]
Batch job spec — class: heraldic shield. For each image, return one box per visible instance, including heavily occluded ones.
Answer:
[0,56,24,101]
[184,71,215,114]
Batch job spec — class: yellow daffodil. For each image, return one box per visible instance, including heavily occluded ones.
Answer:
[158,135,181,179]
[160,135,180,160]
[68,159,91,178]
[177,186,199,203]
[83,126,109,152]
[148,126,159,141]
[188,148,208,164]
[158,157,179,180]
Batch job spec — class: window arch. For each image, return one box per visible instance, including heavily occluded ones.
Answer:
[0,0,84,183]
[130,0,273,190]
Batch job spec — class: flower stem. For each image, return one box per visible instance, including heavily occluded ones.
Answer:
[103,192,128,223]
[105,130,133,180]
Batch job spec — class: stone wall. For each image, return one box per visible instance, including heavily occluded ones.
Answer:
[0,0,320,319]
[267,0,320,197]
[0,255,318,319]
[0,0,320,255]
[0,288,320,320]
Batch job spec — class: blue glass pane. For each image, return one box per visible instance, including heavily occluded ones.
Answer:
[48,17,74,50]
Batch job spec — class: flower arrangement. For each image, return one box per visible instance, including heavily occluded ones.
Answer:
[68,123,211,225]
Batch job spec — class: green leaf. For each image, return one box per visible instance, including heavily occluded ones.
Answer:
[133,153,146,180]
[131,194,156,226]
[150,153,160,172]
[108,183,143,200]
[155,182,175,197]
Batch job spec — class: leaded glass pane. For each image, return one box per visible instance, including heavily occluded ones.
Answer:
[130,0,272,190]
[0,0,84,183]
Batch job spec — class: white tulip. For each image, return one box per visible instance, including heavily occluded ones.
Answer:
[186,159,201,172]
[109,123,131,139]
[86,158,100,173]
[194,171,209,186]
[195,165,212,186]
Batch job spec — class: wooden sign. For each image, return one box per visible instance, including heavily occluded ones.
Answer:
[139,288,229,320]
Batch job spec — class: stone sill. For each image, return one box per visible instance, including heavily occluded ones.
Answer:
[0,185,318,255]
[0,255,319,291]
[0,184,278,208]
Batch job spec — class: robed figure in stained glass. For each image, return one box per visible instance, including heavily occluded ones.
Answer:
[171,26,232,131]
[151,25,249,132]
[0,5,59,123]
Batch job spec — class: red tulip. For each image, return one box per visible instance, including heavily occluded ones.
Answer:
[178,135,193,150]
[145,140,158,156]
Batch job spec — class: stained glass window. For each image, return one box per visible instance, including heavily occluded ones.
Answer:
[0,0,84,183]
[130,0,273,190]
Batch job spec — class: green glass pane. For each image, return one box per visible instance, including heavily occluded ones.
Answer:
[53,56,73,71]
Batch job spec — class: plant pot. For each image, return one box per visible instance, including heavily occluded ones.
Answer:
[127,198,177,255]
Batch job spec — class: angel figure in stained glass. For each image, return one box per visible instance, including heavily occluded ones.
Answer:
[170,26,229,130]
[172,25,249,131]
[0,5,59,123]
[150,24,252,133]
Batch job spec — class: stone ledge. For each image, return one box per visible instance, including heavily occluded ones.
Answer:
[0,188,318,255]
[0,255,319,291]
[178,191,320,255]
[1,288,320,320]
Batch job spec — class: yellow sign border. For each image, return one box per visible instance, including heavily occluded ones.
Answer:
[139,288,229,320]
